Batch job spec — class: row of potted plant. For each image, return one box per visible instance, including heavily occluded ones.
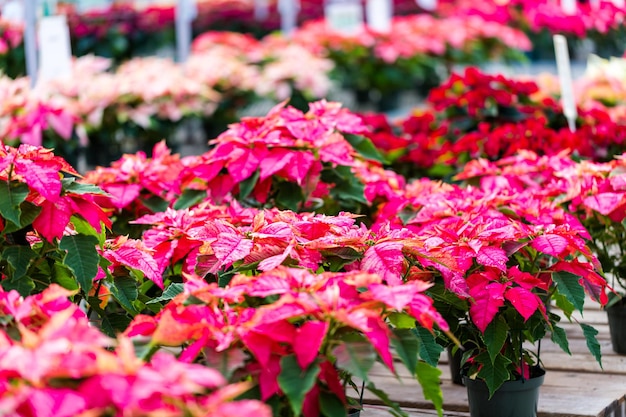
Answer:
[0,98,615,416]
[360,67,626,179]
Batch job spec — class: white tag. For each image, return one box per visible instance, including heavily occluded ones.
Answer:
[561,0,577,15]
[177,0,197,21]
[2,0,24,23]
[75,0,113,13]
[278,0,300,36]
[325,0,363,35]
[553,35,578,132]
[37,15,73,83]
[416,0,437,11]
[254,0,270,20]
[366,0,392,33]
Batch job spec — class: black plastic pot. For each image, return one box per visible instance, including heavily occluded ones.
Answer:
[607,298,626,354]
[463,368,545,417]
[447,346,464,386]
[348,409,361,417]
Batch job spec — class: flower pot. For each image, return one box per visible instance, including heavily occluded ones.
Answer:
[348,409,361,417]
[447,346,464,386]
[607,298,626,355]
[463,368,545,417]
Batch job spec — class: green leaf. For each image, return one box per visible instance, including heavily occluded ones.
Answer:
[391,328,419,377]
[552,271,585,314]
[550,324,571,355]
[484,316,508,364]
[141,195,170,213]
[333,340,376,382]
[0,181,29,226]
[344,134,387,163]
[173,189,206,210]
[581,323,602,369]
[365,381,408,417]
[319,391,347,417]
[275,182,304,211]
[146,282,184,305]
[412,326,443,367]
[87,296,131,336]
[59,234,100,294]
[110,276,139,315]
[278,355,320,416]
[2,246,36,280]
[388,312,416,329]
[239,169,260,200]
[71,215,106,244]
[475,352,512,398]
[61,178,109,195]
[552,291,575,319]
[416,361,443,417]
[1,275,35,296]
[2,202,41,233]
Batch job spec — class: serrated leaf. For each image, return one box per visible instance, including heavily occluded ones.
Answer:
[59,234,100,294]
[552,292,575,319]
[344,134,387,163]
[2,246,36,280]
[391,328,419,377]
[53,263,79,291]
[416,361,443,417]
[552,271,585,314]
[173,189,207,210]
[333,341,376,382]
[141,195,170,213]
[61,178,109,195]
[388,312,416,329]
[550,324,571,355]
[365,381,408,417]
[0,181,29,226]
[475,352,512,398]
[581,323,602,369]
[3,202,41,233]
[319,391,346,417]
[412,326,443,367]
[484,316,508,364]
[278,355,320,416]
[146,282,184,305]
[1,275,35,296]
[239,168,260,200]
[110,276,139,315]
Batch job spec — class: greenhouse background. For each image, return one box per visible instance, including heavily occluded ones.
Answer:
[0,1,625,417]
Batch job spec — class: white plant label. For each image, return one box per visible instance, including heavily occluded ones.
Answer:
[37,15,73,84]
[254,0,269,20]
[175,0,196,63]
[553,34,578,132]
[2,0,24,22]
[416,0,437,11]
[325,0,363,35]
[561,0,577,15]
[278,0,300,37]
[366,0,392,33]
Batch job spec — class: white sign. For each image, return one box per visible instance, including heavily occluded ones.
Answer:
[2,0,24,22]
[254,0,269,20]
[278,0,299,37]
[416,0,437,11]
[325,0,363,35]
[366,0,392,33]
[175,0,196,63]
[553,35,578,132]
[561,0,577,15]
[37,15,73,83]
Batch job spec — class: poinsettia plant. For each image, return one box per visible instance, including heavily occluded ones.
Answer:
[371,174,608,397]
[125,265,450,417]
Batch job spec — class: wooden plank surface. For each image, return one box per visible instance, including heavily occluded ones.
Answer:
[361,302,626,417]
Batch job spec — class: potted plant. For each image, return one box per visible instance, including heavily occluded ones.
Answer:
[370,174,608,417]
[124,266,451,417]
